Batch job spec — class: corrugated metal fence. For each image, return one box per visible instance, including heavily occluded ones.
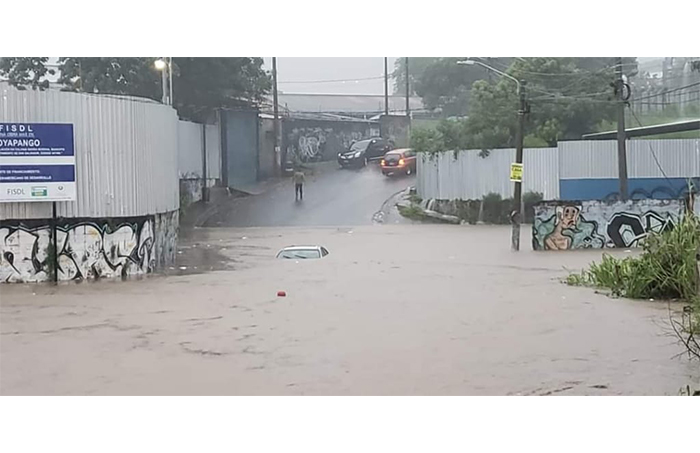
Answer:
[0,85,179,220]
[417,148,559,200]
[560,139,700,179]
[417,139,700,201]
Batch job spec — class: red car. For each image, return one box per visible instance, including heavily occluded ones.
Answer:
[380,149,417,176]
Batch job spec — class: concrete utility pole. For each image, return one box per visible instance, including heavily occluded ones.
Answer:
[272,57,281,175]
[457,58,526,251]
[512,82,527,252]
[161,63,168,104]
[405,57,410,119]
[168,57,173,106]
[384,57,389,116]
[616,57,628,200]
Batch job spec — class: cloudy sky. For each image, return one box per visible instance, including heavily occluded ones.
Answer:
[263,57,398,95]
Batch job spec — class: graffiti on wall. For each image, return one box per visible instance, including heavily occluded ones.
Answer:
[606,211,675,247]
[533,205,605,250]
[286,127,330,162]
[285,124,375,163]
[533,199,684,250]
[0,212,178,283]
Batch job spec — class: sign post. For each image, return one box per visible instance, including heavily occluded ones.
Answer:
[0,123,76,203]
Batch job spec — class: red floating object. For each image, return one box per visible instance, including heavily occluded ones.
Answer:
[277,291,287,297]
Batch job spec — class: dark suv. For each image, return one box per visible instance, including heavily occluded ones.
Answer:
[337,138,393,168]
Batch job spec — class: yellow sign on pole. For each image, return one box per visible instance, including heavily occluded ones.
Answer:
[510,163,523,182]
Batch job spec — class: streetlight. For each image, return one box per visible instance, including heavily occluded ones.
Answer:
[457,58,521,93]
[458,58,527,252]
[154,57,172,105]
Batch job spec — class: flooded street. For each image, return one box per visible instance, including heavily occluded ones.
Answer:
[2,225,697,395]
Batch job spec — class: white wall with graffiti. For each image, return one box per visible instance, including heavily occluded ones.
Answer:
[532,199,688,250]
[0,212,177,282]
[0,84,180,282]
[283,118,379,163]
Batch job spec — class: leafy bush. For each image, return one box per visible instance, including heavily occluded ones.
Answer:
[482,193,505,224]
[397,204,427,221]
[568,214,700,300]
[522,191,543,224]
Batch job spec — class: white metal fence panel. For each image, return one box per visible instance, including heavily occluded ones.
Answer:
[417,147,558,200]
[178,120,203,178]
[0,84,179,220]
[559,140,618,179]
[626,139,700,178]
[205,123,221,183]
[560,139,700,179]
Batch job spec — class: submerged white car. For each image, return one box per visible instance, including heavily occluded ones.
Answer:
[276,246,329,260]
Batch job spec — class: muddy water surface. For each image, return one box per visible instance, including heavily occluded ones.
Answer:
[1,225,697,395]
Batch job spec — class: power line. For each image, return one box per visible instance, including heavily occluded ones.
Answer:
[278,75,387,84]
[630,81,700,102]
[628,108,674,185]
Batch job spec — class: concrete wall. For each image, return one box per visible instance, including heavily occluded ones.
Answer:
[177,120,222,205]
[282,118,379,164]
[0,210,178,282]
[532,199,686,250]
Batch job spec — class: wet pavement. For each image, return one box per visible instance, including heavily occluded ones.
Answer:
[1,225,698,395]
[1,162,698,395]
[204,161,415,227]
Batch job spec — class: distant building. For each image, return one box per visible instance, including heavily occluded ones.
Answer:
[271,92,425,119]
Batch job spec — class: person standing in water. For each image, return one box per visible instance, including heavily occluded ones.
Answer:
[293,168,305,201]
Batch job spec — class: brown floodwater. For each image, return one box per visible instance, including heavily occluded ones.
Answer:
[1,225,697,395]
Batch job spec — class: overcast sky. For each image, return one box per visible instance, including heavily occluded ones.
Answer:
[263,58,398,95]
[263,57,666,95]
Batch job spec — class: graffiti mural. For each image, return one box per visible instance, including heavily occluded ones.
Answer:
[0,211,178,283]
[282,119,377,163]
[533,199,685,251]
[533,205,605,250]
[607,211,675,247]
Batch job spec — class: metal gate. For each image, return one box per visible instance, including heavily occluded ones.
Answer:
[221,109,259,191]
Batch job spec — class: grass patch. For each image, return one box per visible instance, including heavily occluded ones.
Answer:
[407,193,422,205]
[567,214,700,300]
[397,204,428,221]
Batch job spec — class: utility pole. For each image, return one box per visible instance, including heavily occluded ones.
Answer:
[161,62,168,104]
[511,82,527,252]
[405,57,410,119]
[272,57,281,176]
[202,123,208,203]
[615,57,628,200]
[168,57,173,106]
[384,57,389,116]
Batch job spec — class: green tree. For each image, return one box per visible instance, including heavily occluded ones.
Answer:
[0,57,55,90]
[396,57,513,116]
[464,57,631,148]
[172,57,271,121]
[393,57,439,96]
[58,57,161,99]
[410,57,638,151]
[57,57,271,121]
